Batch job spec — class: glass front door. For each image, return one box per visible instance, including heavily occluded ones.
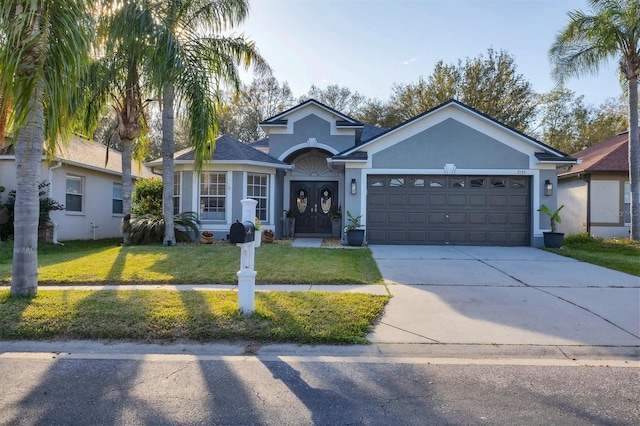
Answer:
[290,181,338,234]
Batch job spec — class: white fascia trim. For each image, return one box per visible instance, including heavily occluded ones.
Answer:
[361,168,537,176]
[278,143,339,161]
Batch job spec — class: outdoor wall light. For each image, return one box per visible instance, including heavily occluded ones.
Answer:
[351,178,357,195]
[544,179,553,196]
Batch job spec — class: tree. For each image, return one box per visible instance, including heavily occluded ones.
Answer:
[550,0,640,240]
[298,84,366,117]
[0,0,94,296]
[536,89,628,153]
[147,0,270,246]
[218,76,294,142]
[389,48,537,132]
[83,0,157,245]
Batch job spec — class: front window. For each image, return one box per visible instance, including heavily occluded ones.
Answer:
[624,181,631,224]
[173,172,181,215]
[247,173,268,221]
[200,172,226,221]
[66,175,83,212]
[112,183,123,215]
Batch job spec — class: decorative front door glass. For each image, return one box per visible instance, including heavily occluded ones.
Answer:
[296,188,308,214]
[320,188,332,214]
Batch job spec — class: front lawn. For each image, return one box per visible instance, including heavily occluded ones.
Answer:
[0,239,383,285]
[0,289,390,344]
[547,234,640,276]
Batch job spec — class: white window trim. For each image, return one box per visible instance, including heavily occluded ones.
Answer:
[198,170,230,222]
[244,171,269,223]
[112,182,124,216]
[173,171,181,215]
[65,174,84,215]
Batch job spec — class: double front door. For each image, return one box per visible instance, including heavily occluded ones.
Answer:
[290,181,338,234]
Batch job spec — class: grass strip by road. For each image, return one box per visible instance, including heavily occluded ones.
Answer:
[0,289,389,344]
[0,239,383,285]
[546,234,640,277]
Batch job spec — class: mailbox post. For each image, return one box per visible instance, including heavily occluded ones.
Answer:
[235,199,257,313]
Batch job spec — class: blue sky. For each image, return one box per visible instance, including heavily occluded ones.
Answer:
[238,0,622,107]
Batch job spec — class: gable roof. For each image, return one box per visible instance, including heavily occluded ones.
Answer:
[333,99,575,162]
[557,131,629,178]
[260,98,363,127]
[1,135,153,178]
[148,135,291,169]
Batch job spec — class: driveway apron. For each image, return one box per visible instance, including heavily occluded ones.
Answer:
[368,245,640,349]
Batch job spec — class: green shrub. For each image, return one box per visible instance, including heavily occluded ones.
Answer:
[132,178,163,215]
[564,233,603,245]
[122,211,200,244]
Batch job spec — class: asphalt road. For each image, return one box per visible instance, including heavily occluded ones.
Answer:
[1,349,638,425]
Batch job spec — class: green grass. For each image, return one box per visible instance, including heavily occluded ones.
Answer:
[547,234,640,276]
[0,289,389,344]
[0,239,383,285]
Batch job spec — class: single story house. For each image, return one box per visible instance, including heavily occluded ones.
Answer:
[148,99,576,247]
[557,131,631,238]
[1,135,154,241]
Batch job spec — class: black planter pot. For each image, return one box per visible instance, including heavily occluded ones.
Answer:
[346,229,365,246]
[331,219,342,238]
[543,232,564,248]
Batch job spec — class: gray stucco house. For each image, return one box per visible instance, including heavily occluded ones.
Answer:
[147,99,576,247]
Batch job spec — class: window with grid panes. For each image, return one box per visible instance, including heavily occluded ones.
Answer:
[247,173,268,221]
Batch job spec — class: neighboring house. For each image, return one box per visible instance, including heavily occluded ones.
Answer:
[0,135,154,241]
[148,99,576,247]
[557,132,631,238]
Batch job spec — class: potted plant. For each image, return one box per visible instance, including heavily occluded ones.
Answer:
[538,204,565,248]
[344,210,365,246]
[283,209,296,237]
[200,230,214,244]
[253,216,262,247]
[328,205,342,238]
[262,229,275,244]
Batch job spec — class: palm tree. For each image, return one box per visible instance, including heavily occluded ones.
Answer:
[84,1,157,244]
[147,0,269,246]
[550,0,640,240]
[0,1,94,296]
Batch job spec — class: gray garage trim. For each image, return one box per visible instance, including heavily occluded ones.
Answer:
[367,175,531,246]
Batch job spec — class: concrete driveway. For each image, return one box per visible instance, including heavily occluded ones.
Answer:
[368,245,640,351]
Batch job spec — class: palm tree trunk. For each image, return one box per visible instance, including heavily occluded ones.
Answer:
[162,84,176,246]
[121,137,133,245]
[628,76,639,241]
[11,82,44,297]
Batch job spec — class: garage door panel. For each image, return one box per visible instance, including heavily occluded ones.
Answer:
[408,230,427,241]
[367,174,530,246]
[469,231,487,242]
[469,195,487,205]
[449,194,467,206]
[428,212,447,224]
[448,230,467,243]
[368,211,386,224]
[489,213,507,224]
[510,195,528,207]
[387,230,407,241]
[429,194,447,205]
[408,194,426,205]
[408,212,426,223]
[510,213,528,225]
[488,195,508,206]
[469,213,487,224]
[388,212,406,223]
[428,230,447,242]
[448,212,466,224]
[368,194,386,206]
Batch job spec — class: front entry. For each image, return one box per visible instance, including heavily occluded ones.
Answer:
[291,181,338,235]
